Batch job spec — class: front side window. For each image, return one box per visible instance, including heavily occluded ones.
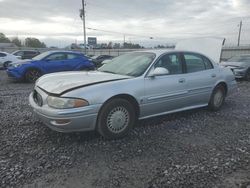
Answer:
[14,51,23,56]
[46,53,67,61]
[184,53,206,73]
[154,53,183,75]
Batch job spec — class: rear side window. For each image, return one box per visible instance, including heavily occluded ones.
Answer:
[203,56,213,69]
[67,54,79,60]
[0,53,7,57]
[184,53,213,73]
[24,51,37,55]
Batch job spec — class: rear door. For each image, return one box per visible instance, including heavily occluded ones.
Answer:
[42,53,68,73]
[181,52,218,106]
[142,53,188,117]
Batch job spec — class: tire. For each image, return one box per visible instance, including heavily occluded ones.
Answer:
[25,69,41,83]
[97,98,136,139]
[3,61,11,69]
[208,85,226,111]
[245,69,250,81]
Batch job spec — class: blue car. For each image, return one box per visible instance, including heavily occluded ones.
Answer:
[7,51,95,82]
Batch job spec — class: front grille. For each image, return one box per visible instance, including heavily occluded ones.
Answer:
[33,90,43,106]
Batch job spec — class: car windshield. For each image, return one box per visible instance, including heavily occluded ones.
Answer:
[227,55,250,63]
[98,52,156,77]
[32,51,52,60]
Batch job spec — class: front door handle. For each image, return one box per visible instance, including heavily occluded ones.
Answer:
[179,78,185,83]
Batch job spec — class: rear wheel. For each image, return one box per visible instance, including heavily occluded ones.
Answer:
[245,69,250,81]
[25,69,41,83]
[208,85,226,111]
[97,98,136,139]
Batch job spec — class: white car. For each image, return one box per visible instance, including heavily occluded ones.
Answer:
[0,52,20,69]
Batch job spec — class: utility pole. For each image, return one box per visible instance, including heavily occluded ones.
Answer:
[123,34,126,48]
[80,0,87,54]
[237,20,242,47]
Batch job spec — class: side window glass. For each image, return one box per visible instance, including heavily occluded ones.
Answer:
[203,56,213,69]
[0,53,7,57]
[67,54,78,60]
[184,54,206,73]
[154,54,182,75]
[16,51,24,56]
[46,53,67,61]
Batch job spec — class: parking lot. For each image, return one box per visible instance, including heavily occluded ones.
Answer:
[0,70,250,188]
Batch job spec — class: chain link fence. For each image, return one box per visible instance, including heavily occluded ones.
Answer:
[1,46,250,61]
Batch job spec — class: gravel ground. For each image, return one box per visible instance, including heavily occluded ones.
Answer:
[0,70,250,188]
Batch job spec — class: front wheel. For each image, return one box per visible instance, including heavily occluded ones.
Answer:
[3,61,11,69]
[208,85,226,111]
[25,69,41,83]
[97,98,136,139]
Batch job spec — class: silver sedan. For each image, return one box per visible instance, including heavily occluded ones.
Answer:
[221,54,250,80]
[29,48,237,139]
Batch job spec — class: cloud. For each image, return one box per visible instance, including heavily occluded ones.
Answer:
[0,0,250,47]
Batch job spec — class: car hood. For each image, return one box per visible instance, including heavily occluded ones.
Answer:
[36,71,132,95]
[10,59,33,66]
[221,61,247,68]
[175,37,225,63]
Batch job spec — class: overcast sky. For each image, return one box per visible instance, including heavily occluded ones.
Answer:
[0,0,250,47]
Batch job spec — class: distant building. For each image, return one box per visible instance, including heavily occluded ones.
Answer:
[0,43,18,48]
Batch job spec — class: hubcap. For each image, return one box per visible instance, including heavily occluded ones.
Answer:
[214,89,224,107]
[107,106,129,133]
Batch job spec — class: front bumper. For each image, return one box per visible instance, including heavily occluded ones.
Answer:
[29,88,101,133]
[231,69,247,79]
[6,68,23,79]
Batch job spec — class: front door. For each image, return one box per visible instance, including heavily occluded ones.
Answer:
[142,53,188,118]
[42,53,68,73]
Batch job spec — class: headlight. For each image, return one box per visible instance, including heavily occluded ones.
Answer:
[13,64,21,68]
[47,96,89,109]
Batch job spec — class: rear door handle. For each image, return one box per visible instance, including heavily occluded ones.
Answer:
[211,74,216,78]
[179,78,185,83]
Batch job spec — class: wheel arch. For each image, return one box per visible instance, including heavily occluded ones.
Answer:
[214,81,228,96]
[24,66,42,74]
[96,94,140,127]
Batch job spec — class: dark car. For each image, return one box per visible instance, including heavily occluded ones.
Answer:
[12,50,40,60]
[7,51,95,82]
[221,54,250,81]
[91,55,113,67]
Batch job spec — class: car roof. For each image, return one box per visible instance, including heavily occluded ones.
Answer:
[14,50,39,52]
[131,49,211,58]
[47,50,84,55]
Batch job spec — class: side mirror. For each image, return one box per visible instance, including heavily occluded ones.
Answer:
[148,67,169,77]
